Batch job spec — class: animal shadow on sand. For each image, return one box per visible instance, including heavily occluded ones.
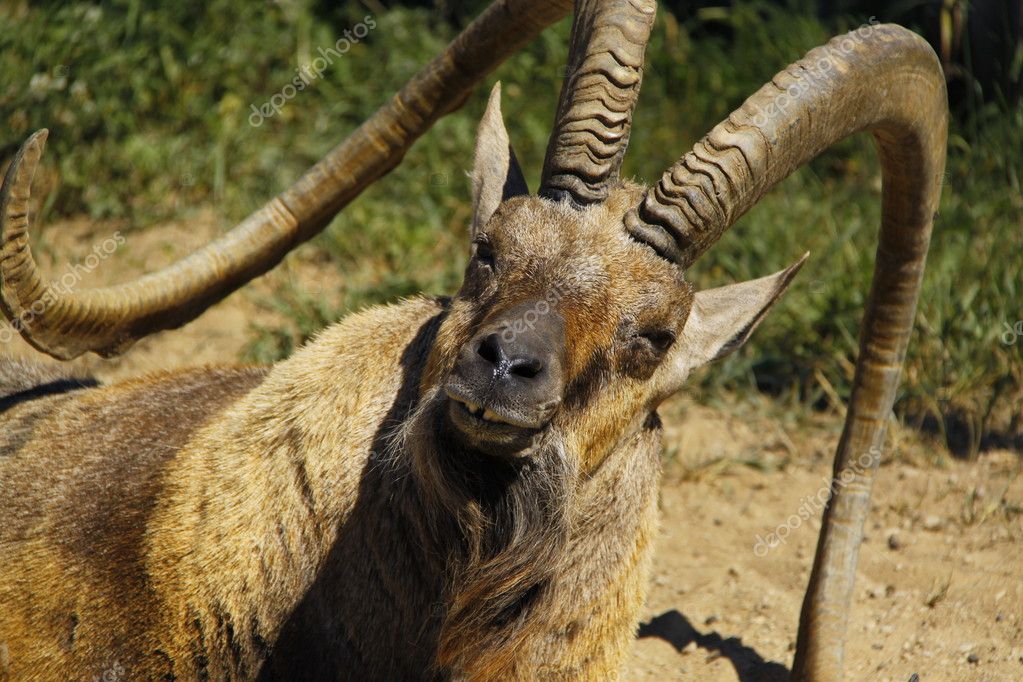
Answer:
[637,609,790,681]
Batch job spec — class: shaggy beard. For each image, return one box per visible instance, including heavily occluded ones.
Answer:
[388,385,578,680]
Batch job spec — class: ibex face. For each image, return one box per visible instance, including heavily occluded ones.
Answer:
[431,189,684,467]
[422,84,804,472]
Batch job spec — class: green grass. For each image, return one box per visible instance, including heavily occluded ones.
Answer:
[2,1,1020,453]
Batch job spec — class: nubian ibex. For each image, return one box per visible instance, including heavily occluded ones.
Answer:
[0,0,946,679]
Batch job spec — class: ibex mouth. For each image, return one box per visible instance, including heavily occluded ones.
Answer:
[444,389,545,455]
[447,392,532,428]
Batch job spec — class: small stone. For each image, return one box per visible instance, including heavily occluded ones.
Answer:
[866,584,889,599]
[967,652,980,664]
[704,614,719,626]
[887,532,903,550]
[923,515,943,531]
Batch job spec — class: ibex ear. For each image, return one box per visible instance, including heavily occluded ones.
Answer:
[471,82,528,234]
[660,253,808,393]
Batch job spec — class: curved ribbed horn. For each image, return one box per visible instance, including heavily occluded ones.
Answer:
[0,0,572,361]
[540,0,656,206]
[627,25,946,679]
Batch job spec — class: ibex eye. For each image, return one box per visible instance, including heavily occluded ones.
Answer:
[638,329,675,354]
[473,240,496,269]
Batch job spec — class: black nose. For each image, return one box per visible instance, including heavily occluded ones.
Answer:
[476,333,544,380]
[447,300,566,428]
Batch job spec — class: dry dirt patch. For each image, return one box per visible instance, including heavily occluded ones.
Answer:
[629,402,1022,681]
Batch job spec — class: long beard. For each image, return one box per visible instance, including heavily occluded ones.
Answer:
[391,386,577,680]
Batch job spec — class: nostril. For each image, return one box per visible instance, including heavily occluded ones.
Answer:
[476,333,504,366]
[509,356,543,379]
[475,333,545,379]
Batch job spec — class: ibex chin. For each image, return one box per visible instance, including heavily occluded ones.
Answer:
[0,1,946,679]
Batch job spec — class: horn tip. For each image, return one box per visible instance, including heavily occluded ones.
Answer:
[24,129,49,156]
[12,130,48,175]
[3,130,48,205]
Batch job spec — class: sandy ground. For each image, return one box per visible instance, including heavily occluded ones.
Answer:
[631,402,1022,681]
[2,214,1021,681]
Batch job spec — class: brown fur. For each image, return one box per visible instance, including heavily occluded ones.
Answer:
[0,362,268,680]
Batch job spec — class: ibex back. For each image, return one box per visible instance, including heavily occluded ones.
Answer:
[0,1,946,680]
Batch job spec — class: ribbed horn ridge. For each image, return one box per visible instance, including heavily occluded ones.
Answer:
[626,24,946,269]
[627,24,947,680]
[540,0,656,206]
[0,0,573,360]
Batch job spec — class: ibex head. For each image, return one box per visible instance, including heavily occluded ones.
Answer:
[425,84,804,468]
